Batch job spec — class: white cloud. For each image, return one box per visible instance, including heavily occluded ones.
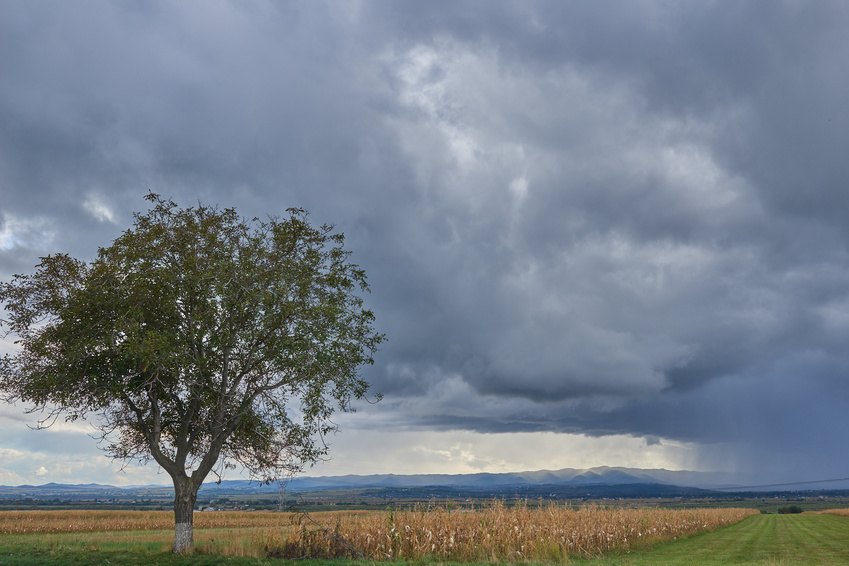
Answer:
[509,176,528,202]
[0,213,53,250]
[0,408,167,486]
[82,194,117,223]
[312,423,702,476]
[0,468,27,485]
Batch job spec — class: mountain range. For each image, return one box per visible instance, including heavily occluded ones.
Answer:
[3,467,848,498]
[0,466,736,496]
[277,466,744,491]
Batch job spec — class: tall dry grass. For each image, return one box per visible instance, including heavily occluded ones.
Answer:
[0,509,304,534]
[269,501,759,561]
[820,508,849,517]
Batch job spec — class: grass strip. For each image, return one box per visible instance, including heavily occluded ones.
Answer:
[571,513,849,565]
[0,531,286,565]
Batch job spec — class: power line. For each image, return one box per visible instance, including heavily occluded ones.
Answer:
[712,477,849,491]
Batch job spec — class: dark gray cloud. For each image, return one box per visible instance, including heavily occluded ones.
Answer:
[3,0,849,483]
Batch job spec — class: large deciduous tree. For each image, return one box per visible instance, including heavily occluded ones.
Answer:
[0,194,384,553]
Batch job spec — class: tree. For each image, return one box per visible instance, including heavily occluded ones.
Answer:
[0,194,384,553]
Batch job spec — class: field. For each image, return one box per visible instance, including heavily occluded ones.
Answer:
[1,505,848,565]
[573,512,849,565]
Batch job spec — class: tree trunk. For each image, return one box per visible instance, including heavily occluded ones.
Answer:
[172,476,197,554]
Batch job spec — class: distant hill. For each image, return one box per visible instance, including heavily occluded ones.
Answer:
[276,466,743,491]
[3,466,848,499]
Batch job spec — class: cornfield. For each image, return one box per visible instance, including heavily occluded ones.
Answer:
[0,509,304,534]
[0,504,758,561]
[270,501,758,561]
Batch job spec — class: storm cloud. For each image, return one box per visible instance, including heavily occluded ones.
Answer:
[3,0,849,484]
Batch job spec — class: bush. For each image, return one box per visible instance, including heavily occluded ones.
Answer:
[777,505,803,514]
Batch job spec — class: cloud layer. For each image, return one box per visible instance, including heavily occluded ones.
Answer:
[3,1,849,484]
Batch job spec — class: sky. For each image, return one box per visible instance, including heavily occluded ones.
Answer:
[2,0,849,487]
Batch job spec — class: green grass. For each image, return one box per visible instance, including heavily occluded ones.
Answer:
[0,531,272,565]
[2,514,849,565]
[572,513,849,565]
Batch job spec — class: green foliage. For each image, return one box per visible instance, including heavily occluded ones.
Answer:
[778,504,804,514]
[0,193,383,495]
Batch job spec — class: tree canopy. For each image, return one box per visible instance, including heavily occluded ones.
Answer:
[0,194,384,552]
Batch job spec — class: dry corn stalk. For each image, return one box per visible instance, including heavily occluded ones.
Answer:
[0,510,302,534]
[280,501,758,561]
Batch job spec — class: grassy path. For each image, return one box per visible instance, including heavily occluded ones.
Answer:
[575,513,849,565]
